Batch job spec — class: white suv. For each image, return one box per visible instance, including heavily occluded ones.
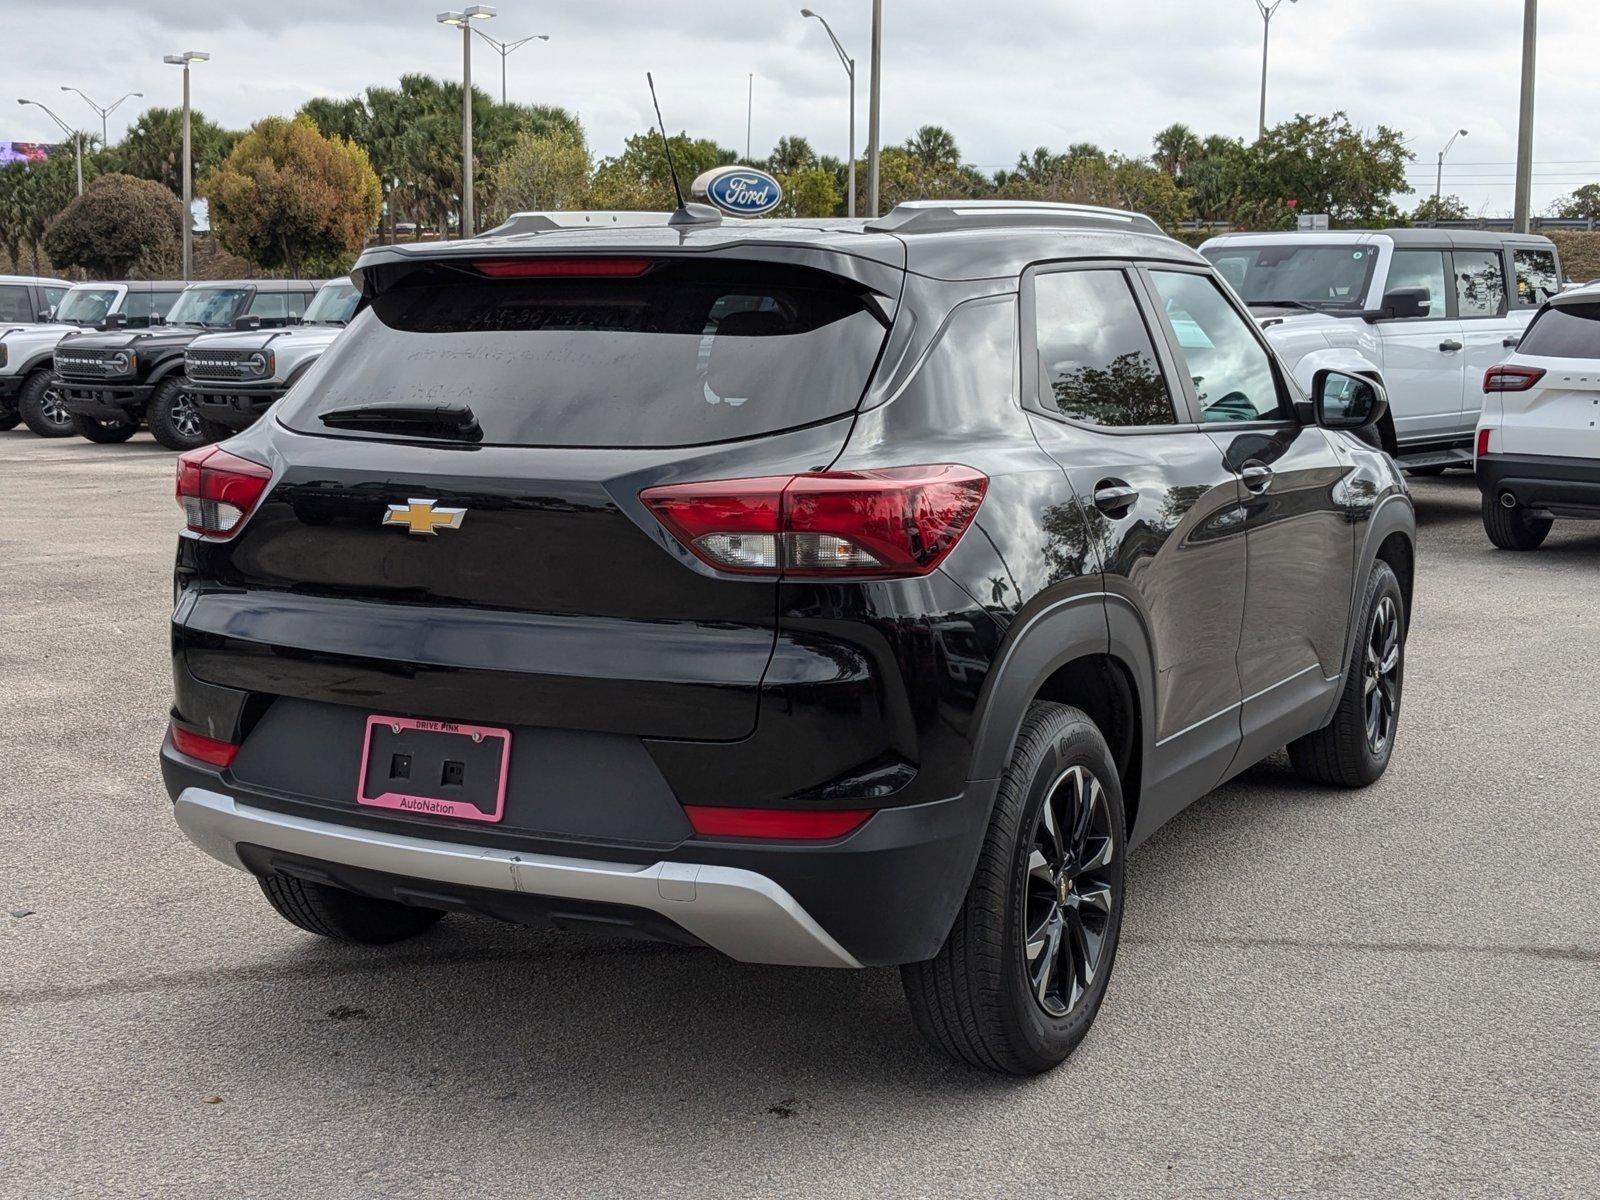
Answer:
[1201,230,1563,472]
[1475,281,1600,549]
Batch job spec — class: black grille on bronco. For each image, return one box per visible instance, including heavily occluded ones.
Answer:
[186,349,264,383]
[54,348,130,379]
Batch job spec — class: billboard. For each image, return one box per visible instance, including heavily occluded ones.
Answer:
[0,142,61,165]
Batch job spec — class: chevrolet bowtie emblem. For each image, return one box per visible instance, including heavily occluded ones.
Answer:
[383,498,467,536]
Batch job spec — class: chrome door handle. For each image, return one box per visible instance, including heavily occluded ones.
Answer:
[1240,463,1273,493]
[1439,340,1463,352]
[1091,482,1139,515]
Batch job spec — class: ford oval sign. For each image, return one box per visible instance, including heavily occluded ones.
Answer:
[691,166,784,218]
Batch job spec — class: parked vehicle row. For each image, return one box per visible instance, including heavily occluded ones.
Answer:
[0,277,354,449]
[159,201,1416,1075]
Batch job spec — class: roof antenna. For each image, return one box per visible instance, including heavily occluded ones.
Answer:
[648,72,720,228]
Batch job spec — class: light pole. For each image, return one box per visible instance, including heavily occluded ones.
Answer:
[1433,129,1468,207]
[801,8,856,218]
[469,27,547,106]
[867,0,881,216]
[60,86,142,147]
[1253,0,1300,140]
[162,51,209,281]
[1513,0,1537,234]
[17,98,82,196]
[437,6,496,239]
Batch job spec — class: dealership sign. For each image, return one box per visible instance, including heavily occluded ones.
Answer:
[691,166,783,218]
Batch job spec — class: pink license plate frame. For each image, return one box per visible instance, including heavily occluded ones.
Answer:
[356,715,512,824]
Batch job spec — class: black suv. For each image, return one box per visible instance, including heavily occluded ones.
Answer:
[55,279,318,450]
[161,202,1415,1074]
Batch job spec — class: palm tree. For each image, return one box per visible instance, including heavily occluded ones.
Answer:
[1152,123,1203,179]
[904,125,960,170]
[767,135,817,176]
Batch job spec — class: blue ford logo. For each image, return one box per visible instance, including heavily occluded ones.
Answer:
[692,166,784,218]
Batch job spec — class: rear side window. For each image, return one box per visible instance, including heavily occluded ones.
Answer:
[282,259,890,448]
[1516,303,1600,359]
[1514,249,1560,307]
[0,285,31,322]
[1455,250,1507,318]
[1033,269,1175,427]
[125,290,184,321]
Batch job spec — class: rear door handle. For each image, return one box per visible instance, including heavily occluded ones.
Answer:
[1091,481,1139,516]
[1240,462,1273,493]
[1439,340,1463,353]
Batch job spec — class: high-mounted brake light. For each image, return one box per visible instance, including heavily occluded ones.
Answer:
[169,723,239,768]
[473,257,653,279]
[176,445,272,538]
[641,465,988,579]
[682,805,872,840]
[1484,365,1546,393]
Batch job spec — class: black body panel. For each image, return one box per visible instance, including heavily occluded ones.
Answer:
[1477,452,1600,517]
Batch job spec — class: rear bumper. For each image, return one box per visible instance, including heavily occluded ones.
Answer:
[186,382,284,430]
[59,380,151,421]
[174,785,863,968]
[1477,452,1600,517]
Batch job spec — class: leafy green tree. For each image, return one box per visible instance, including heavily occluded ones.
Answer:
[486,126,592,220]
[43,173,183,277]
[110,107,239,198]
[1235,112,1411,229]
[1412,194,1470,223]
[767,135,818,176]
[588,131,738,210]
[776,165,839,217]
[1152,123,1203,179]
[0,153,82,274]
[206,117,381,276]
[1550,183,1600,221]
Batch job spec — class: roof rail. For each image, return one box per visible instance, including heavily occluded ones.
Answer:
[865,200,1163,237]
[477,210,678,239]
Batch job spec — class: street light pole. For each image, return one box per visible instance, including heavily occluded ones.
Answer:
[1513,0,1537,234]
[470,27,548,105]
[1253,0,1300,141]
[162,51,209,281]
[60,86,143,147]
[1434,129,1468,207]
[438,7,496,239]
[17,99,82,196]
[867,0,881,216]
[800,8,856,218]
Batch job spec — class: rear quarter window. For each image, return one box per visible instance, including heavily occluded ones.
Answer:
[280,259,891,448]
[1515,302,1600,359]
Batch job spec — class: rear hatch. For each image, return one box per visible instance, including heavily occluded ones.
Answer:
[179,246,904,743]
[1499,299,1600,458]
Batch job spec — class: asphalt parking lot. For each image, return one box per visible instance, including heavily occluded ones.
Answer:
[1,430,1595,1199]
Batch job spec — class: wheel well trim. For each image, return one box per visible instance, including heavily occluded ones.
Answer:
[1328,494,1415,715]
[147,357,186,386]
[18,353,55,379]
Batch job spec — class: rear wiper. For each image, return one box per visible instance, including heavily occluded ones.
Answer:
[319,402,483,443]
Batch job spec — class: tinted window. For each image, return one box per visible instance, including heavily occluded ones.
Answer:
[1514,249,1560,307]
[0,285,32,323]
[1386,251,1448,319]
[1150,270,1285,422]
[281,260,890,448]
[1201,244,1377,311]
[1034,269,1174,426]
[124,290,183,321]
[1516,302,1600,360]
[1455,250,1507,318]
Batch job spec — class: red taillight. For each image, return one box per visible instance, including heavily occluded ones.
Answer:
[1484,365,1546,393]
[682,806,872,840]
[169,723,238,768]
[473,257,653,278]
[176,446,271,538]
[641,465,988,578]
[1477,427,1493,458]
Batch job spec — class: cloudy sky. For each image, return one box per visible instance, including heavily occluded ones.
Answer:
[5,0,1595,217]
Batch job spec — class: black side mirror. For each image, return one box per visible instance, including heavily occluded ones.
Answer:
[98,313,128,331]
[1365,286,1431,322]
[1312,369,1388,432]
[37,309,53,322]
[232,315,262,332]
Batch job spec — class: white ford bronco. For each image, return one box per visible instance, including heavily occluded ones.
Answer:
[1201,229,1563,472]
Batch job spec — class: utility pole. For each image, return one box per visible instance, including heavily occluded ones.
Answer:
[867,0,882,216]
[60,87,143,148]
[800,8,857,218]
[470,29,549,106]
[1513,0,1537,233]
[437,7,496,239]
[1434,129,1467,208]
[162,52,208,280]
[746,74,753,160]
[17,99,83,196]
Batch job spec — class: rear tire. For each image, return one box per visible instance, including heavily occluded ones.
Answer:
[148,377,210,450]
[258,872,447,944]
[18,370,74,437]
[902,702,1127,1074]
[1288,560,1405,788]
[1405,464,1447,477]
[1481,494,1552,550]
[70,413,138,443]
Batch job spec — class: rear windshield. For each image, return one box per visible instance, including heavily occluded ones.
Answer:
[279,259,890,447]
[1516,302,1600,359]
